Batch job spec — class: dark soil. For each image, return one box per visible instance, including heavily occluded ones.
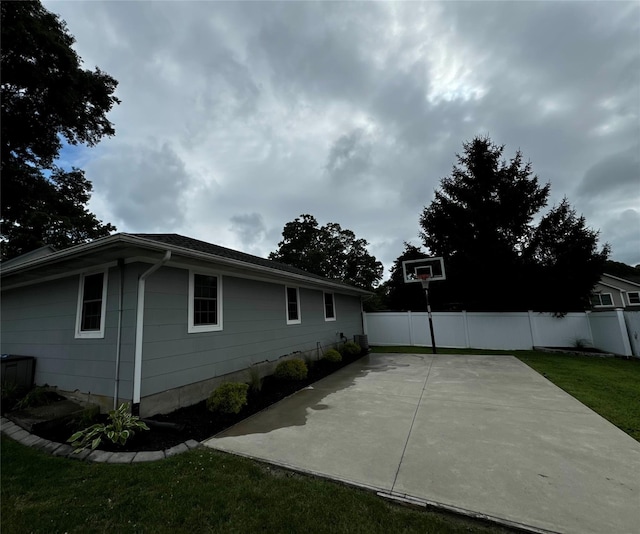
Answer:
[33,355,364,452]
[543,346,608,354]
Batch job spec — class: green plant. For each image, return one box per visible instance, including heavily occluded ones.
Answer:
[1,381,26,413]
[274,358,308,381]
[247,367,262,394]
[67,403,149,452]
[207,383,249,415]
[67,405,100,433]
[323,349,342,363]
[341,341,361,357]
[14,385,58,410]
[571,338,592,350]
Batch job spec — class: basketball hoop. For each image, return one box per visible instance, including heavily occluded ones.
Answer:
[401,256,446,355]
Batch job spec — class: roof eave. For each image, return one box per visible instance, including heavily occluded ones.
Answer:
[1,233,372,296]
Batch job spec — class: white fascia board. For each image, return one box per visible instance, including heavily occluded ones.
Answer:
[601,273,640,288]
[1,233,372,297]
[120,236,372,296]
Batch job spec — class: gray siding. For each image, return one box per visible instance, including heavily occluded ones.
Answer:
[0,265,138,399]
[595,276,640,309]
[141,267,363,397]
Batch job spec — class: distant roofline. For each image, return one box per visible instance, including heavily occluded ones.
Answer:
[0,244,58,269]
[601,272,640,288]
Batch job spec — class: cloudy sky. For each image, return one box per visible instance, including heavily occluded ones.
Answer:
[46,0,640,276]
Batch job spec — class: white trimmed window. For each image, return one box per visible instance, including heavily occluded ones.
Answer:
[590,293,613,307]
[324,292,336,321]
[75,270,108,338]
[188,271,223,333]
[627,291,640,305]
[286,286,301,324]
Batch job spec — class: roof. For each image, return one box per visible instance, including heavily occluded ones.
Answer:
[600,273,640,289]
[1,233,372,296]
[130,233,331,281]
[0,245,58,268]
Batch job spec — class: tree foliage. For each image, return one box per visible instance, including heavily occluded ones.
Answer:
[269,214,383,290]
[1,1,119,260]
[418,136,609,312]
[525,199,610,311]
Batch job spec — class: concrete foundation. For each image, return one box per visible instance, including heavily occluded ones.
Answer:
[139,346,333,417]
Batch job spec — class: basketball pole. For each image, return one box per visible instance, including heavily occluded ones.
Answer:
[422,280,437,354]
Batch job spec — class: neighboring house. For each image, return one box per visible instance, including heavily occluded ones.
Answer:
[1,233,371,416]
[591,273,640,309]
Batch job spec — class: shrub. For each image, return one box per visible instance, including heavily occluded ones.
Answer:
[68,403,149,452]
[323,349,342,363]
[274,358,308,381]
[1,381,27,413]
[207,383,249,415]
[247,367,262,394]
[341,341,361,357]
[14,385,60,410]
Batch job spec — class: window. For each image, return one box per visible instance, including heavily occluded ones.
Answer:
[324,292,336,321]
[627,292,640,305]
[286,287,301,324]
[188,271,223,333]
[75,271,108,338]
[590,293,613,307]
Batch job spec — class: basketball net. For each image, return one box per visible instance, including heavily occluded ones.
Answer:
[418,273,431,289]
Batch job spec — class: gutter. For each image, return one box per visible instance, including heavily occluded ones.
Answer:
[132,250,171,412]
[1,233,372,297]
[113,259,125,409]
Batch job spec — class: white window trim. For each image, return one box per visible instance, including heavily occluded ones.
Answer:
[626,291,640,306]
[75,269,108,339]
[285,286,301,325]
[188,270,223,333]
[591,292,614,307]
[323,291,336,321]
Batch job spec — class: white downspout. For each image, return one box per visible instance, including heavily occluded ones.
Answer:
[133,250,171,410]
[113,259,125,409]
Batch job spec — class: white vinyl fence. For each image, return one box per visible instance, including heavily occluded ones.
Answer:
[363,310,638,357]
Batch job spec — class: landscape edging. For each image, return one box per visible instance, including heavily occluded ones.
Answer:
[0,417,200,462]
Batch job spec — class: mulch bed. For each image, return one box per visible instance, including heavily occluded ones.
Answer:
[32,355,364,452]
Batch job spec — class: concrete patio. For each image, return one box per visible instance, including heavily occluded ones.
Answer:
[204,353,640,534]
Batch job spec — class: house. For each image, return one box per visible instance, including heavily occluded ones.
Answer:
[0,233,371,416]
[591,273,640,309]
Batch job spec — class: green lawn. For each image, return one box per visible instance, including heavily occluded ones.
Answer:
[371,346,640,441]
[0,436,506,534]
[3,347,638,532]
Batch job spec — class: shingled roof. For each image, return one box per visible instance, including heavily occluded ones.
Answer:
[128,233,362,291]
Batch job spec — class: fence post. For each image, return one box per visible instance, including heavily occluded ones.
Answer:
[528,310,539,348]
[585,310,594,346]
[615,309,633,356]
[407,311,414,346]
[363,311,368,336]
[462,311,471,348]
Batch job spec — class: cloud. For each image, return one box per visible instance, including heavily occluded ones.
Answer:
[86,142,191,232]
[44,0,640,272]
[325,128,373,184]
[229,213,267,250]
[600,210,640,265]
[577,146,640,202]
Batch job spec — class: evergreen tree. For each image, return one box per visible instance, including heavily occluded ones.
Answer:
[419,136,608,312]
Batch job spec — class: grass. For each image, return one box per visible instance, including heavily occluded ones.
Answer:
[371,345,640,441]
[0,437,505,534]
[4,347,638,532]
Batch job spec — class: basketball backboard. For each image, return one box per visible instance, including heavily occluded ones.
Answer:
[402,257,446,284]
